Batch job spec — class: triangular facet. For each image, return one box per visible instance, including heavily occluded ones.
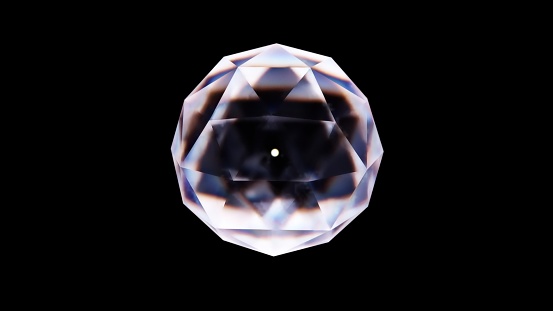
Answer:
[312,71,372,165]
[239,67,307,112]
[312,58,366,101]
[288,213,355,253]
[312,69,356,116]
[276,69,333,121]
[182,124,229,177]
[217,230,258,252]
[224,46,265,66]
[216,191,270,230]
[330,92,369,166]
[312,58,349,80]
[327,124,368,181]
[179,168,212,225]
[183,169,228,228]
[280,44,329,67]
[313,126,358,180]
[262,197,296,228]
[333,156,381,228]
[182,70,233,126]
[241,44,308,67]
[209,120,235,150]
[171,113,184,163]
[280,188,330,230]
[228,169,239,179]
[309,172,358,227]
[179,167,202,206]
[224,192,249,209]
[322,121,334,137]
[366,120,384,168]
[236,67,268,88]
[284,69,325,101]
[211,70,265,119]
[218,229,325,256]
[230,181,278,220]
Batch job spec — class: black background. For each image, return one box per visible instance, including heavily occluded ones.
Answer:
[16,3,520,304]
[90,14,469,290]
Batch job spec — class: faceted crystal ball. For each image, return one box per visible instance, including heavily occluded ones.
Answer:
[171,44,383,256]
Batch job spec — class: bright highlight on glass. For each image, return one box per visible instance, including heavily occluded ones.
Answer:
[271,148,279,157]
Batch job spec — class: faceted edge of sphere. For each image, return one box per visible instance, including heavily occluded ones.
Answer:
[171,43,383,256]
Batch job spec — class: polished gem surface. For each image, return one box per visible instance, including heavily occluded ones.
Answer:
[171,44,383,256]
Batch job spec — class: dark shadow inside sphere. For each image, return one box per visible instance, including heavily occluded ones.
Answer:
[213,116,355,181]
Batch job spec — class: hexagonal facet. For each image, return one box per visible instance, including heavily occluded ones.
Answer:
[171,44,383,256]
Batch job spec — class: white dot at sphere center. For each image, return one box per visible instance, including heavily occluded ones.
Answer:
[271,149,279,157]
